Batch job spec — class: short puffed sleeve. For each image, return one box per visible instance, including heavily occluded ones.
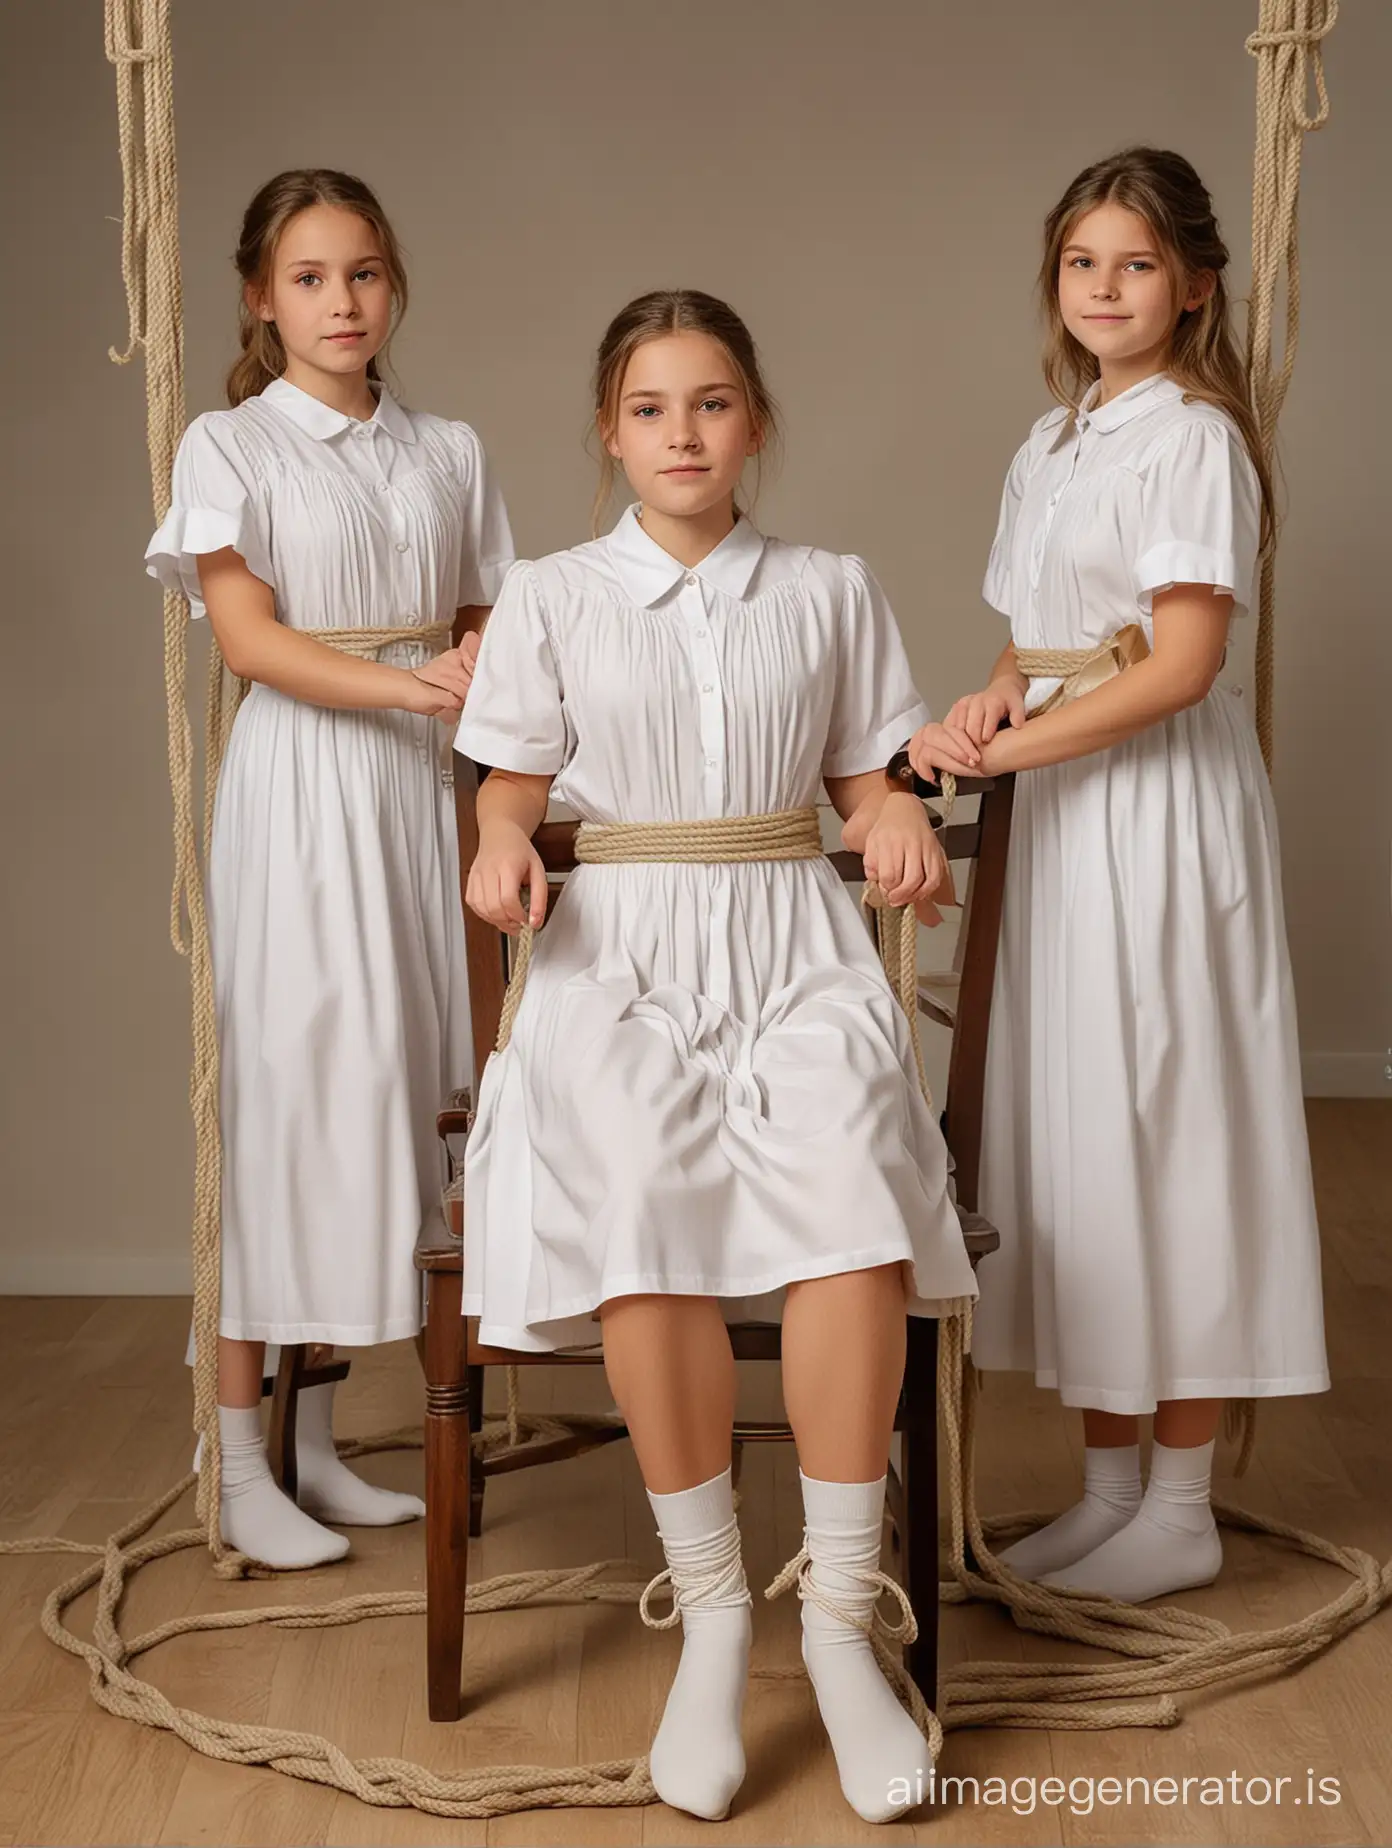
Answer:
[453,562,567,775]
[821,555,930,780]
[452,423,516,608]
[1133,417,1261,618]
[144,414,274,619]
[982,433,1036,620]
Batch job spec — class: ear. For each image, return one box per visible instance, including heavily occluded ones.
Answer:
[1182,270,1216,315]
[245,279,274,326]
[600,422,622,461]
[745,417,767,458]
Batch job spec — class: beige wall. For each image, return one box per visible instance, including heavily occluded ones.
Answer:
[2,1,1387,1292]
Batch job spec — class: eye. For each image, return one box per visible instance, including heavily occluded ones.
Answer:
[352,268,380,283]
[1067,256,1093,270]
[294,273,322,287]
[631,404,660,419]
[1125,260,1154,273]
[699,398,730,413]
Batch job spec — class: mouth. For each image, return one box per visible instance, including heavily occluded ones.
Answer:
[325,331,367,344]
[1084,315,1131,324]
[660,466,710,477]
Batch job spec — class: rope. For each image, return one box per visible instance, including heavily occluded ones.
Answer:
[1246,0,1339,769]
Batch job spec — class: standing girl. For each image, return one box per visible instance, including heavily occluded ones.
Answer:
[911,148,1329,1603]
[456,291,977,1823]
[146,170,514,1570]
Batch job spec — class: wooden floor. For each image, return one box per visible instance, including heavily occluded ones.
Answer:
[0,1099,1388,1846]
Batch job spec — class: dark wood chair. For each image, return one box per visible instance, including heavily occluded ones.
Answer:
[410,758,1015,1722]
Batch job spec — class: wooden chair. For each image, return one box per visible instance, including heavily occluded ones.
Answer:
[411,757,1016,1722]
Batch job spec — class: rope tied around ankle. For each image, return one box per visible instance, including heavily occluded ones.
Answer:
[639,1519,751,1632]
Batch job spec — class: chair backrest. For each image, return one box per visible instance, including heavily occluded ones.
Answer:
[452,760,1015,1213]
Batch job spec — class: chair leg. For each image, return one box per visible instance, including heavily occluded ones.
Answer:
[467,1364,486,1537]
[424,1271,471,1722]
[267,1344,308,1500]
[899,1315,939,1711]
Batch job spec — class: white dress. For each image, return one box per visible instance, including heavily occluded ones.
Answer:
[146,378,514,1345]
[454,505,979,1352]
[974,373,1329,1413]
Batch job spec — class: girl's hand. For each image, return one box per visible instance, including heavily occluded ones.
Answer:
[467,820,548,934]
[406,647,473,718]
[909,721,981,783]
[944,677,1028,747]
[862,792,950,926]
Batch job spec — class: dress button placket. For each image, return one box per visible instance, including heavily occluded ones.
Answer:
[681,576,723,816]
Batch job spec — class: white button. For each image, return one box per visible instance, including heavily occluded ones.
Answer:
[702,683,714,693]
[395,541,409,553]
[685,573,697,587]
[376,482,389,494]
[695,628,708,639]
[705,757,717,769]
[355,425,371,438]
[404,612,419,625]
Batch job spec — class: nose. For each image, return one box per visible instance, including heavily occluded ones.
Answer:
[330,281,360,319]
[1090,271,1119,300]
[668,416,700,451]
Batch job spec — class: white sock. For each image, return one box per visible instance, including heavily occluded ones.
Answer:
[798,1472,930,1824]
[1041,1439,1222,1602]
[294,1382,425,1527]
[216,1405,350,1569]
[645,1469,751,1821]
[996,1445,1143,1580]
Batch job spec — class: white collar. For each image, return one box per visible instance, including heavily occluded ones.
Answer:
[1076,372,1184,434]
[261,377,417,444]
[606,502,767,606]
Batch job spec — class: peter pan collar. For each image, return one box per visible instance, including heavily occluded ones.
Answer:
[1076,372,1185,434]
[261,376,417,444]
[606,501,767,606]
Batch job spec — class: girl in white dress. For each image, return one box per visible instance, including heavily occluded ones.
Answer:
[457,291,977,1824]
[911,148,1329,1605]
[146,170,513,1570]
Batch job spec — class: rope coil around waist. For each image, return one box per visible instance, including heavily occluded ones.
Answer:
[1013,622,1150,714]
[574,806,825,867]
[304,620,453,659]
[494,808,827,1055]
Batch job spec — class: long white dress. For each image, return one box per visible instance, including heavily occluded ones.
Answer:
[454,505,979,1353]
[146,378,514,1345]
[973,373,1329,1413]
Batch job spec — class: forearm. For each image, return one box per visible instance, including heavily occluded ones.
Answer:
[222,621,417,711]
[829,772,928,856]
[986,654,1212,774]
[476,769,552,840]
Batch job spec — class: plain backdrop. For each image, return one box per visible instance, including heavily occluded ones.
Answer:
[2,1,1387,1291]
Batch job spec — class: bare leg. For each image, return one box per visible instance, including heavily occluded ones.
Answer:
[600,1293,735,1490]
[779,1265,931,1825]
[218,1336,267,1409]
[1083,1409,1140,1448]
[780,1264,906,1478]
[599,1293,747,1822]
[1154,1397,1221,1448]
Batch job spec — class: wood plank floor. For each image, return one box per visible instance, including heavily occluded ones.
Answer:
[0,1099,1388,1845]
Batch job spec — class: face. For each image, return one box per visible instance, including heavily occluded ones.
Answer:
[604,330,762,521]
[253,203,394,380]
[1058,202,1210,371]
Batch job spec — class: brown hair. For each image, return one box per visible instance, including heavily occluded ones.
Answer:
[226,169,409,407]
[591,289,779,534]
[1039,146,1276,556]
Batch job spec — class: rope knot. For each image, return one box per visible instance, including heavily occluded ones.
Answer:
[762,1546,919,1648]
